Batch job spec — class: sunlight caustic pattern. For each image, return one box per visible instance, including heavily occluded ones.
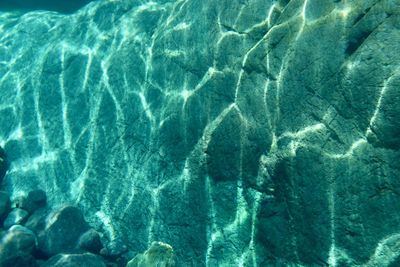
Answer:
[0,0,399,266]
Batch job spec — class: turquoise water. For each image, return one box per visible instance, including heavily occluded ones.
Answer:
[0,0,400,266]
[0,0,95,13]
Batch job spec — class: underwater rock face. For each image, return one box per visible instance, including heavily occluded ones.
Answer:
[0,0,399,266]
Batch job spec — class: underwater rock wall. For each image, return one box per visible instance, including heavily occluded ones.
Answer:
[0,0,400,265]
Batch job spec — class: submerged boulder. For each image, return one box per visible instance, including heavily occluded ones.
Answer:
[37,206,89,257]
[24,208,50,234]
[3,208,29,229]
[18,189,47,214]
[78,228,103,254]
[0,225,37,267]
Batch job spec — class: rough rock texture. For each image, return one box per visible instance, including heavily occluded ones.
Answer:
[100,238,127,260]
[0,0,399,266]
[127,241,176,267]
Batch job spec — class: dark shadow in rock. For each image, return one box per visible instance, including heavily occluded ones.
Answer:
[0,0,96,14]
[0,147,7,183]
[0,191,11,222]
[345,30,373,56]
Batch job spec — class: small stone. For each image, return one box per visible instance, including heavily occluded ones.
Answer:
[24,207,49,234]
[126,241,176,267]
[78,228,103,254]
[38,206,90,257]
[0,146,7,182]
[3,208,29,229]
[116,250,136,267]
[20,189,47,213]
[14,195,26,209]
[0,191,11,220]
[42,253,107,267]
[100,238,127,259]
[0,225,37,267]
